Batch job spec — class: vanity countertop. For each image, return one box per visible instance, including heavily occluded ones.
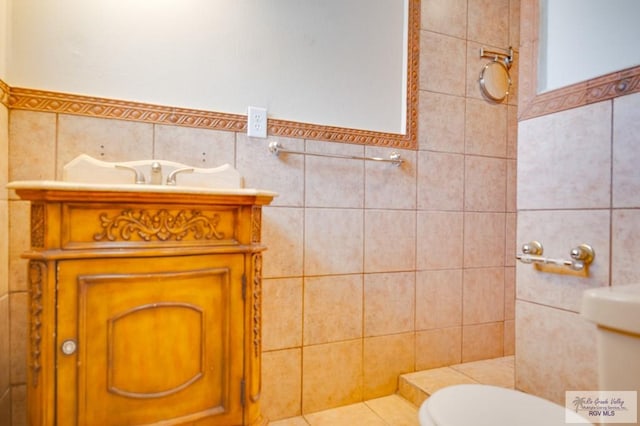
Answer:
[7,180,277,204]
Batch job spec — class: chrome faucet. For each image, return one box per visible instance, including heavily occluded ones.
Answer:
[150,161,163,185]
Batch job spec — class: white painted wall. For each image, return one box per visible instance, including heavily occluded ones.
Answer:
[7,0,407,133]
[538,0,640,92]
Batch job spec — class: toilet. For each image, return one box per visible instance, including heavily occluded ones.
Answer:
[418,383,591,425]
[419,284,640,426]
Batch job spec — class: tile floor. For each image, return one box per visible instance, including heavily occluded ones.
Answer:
[268,356,515,425]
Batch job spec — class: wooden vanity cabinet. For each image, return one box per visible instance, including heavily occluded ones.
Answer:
[12,185,274,426]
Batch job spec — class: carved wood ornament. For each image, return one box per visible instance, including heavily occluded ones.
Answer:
[94,209,225,242]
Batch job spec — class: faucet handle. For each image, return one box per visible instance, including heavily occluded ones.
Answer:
[115,164,146,184]
[166,167,194,186]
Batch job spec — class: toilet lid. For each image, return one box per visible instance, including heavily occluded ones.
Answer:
[421,384,593,426]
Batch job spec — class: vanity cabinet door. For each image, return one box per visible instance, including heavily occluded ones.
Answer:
[55,254,245,426]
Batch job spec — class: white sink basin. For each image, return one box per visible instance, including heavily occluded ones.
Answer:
[63,154,242,189]
[7,154,277,198]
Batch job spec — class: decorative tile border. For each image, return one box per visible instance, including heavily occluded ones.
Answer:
[0,3,419,149]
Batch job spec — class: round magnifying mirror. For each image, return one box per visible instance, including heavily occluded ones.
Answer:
[479,59,511,102]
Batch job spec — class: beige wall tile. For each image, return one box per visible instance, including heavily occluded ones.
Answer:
[506,160,517,212]
[462,322,504,362]
[465,98,507,157]
[417,212,463,270]
[9,111,56,182]
[507,105,518,159]
[0,105,8,199]
[153,124,235,167]
[516,301,597,404]
[262,348,302,421]
[262,207,303,279]
[503,319,515,356]
[504,267,515,320]
[468,0,509,47]
[57,115,154,174]
[364,147,417,210]
[9,292,27,384]
[304,209,363,276]
[237,135,304,207]
[421,0,467,38]
[8,201,29,292]
[509,0,521,48]
[420,31,466,96]
[418,91,465,153]
[612,209,640,286]
[363,333,415,399]
[304,141,364,208]
[302,340,363,414]
[364,210,416,273]
[417,152,464,211]
[463,267,505,325]
[303,275,362,345]
[464,156,506,212]
[517,209,610,312]
[517,101,612,210]
[364,272,415,337]
[505,212,516,267]
[416,269,462,330]
[416,327,462,370]
[612,92,640,207]
[464,213,505,268]
[262,278,302,351]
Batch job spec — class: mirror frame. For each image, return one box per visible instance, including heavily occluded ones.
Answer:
[4,0,419,150]
[519,0,640,120]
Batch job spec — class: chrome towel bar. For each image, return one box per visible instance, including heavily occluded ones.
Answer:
[516,241,595,274]
[268,141,403,166]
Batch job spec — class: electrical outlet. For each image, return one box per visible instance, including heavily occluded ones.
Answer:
[247,106,267,138]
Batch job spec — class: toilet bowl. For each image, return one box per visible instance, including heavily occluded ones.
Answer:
[418,383,592,425]
[419,284,640,425]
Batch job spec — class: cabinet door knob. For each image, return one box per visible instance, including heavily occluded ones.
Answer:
[61,339,77,355]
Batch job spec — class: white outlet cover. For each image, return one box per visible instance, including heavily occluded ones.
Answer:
[247,106,267,138]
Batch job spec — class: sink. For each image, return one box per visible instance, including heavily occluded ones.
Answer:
[63,154,242,189]
[7,154,277,199]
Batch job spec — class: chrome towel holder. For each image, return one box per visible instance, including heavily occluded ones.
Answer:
[516,241,595,275]
[268,141,403,166]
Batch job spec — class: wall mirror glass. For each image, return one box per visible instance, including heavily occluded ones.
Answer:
[7,0,419,148]
[479,60,512,102]
[519,0,640,120]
